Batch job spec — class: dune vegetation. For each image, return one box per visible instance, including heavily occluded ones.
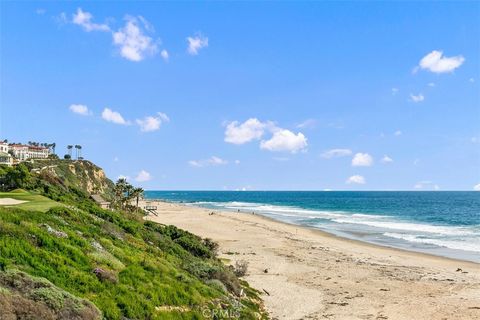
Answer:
[0,161,267,319]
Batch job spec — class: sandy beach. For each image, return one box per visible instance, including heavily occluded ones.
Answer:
[145,201,480,320]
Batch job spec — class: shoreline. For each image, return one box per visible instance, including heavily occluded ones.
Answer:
[147,198,479,264]
[145,200,480,319]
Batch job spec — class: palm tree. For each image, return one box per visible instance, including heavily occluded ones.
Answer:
[67,145,73,157]
[77,145,82,159]
[114,178,129,209]
[51,143,56,154]
[74,145,79,159]
[132,187,144,210]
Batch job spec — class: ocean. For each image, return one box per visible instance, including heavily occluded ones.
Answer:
[145,191,480,263]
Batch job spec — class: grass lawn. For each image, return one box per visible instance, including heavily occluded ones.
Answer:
[0,189,62,212]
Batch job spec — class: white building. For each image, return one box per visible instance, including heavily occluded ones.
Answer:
[9,144,50,161]
[0,152,13,166]
[0,142,8,153]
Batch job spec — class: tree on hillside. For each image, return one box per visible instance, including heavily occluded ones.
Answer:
[113,179,144,212]
[0,164,31,190]
[114,178,129,210]
[67,145,73,157]
[132,187,144,210]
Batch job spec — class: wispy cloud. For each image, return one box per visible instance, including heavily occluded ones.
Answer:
[136,112,169,132]
[160,49,169,61]
[135,170,152,182]
[409,93,424,103]
[296,119,317,129]
[474,183,480,191]
[225,118,307,153]
[346,175,366,185]
[189,156,228,168]
[260,129,307,153]
[321,149,352,159]
[381,155,393,163]
[224,118,269,145]
[101,108,129,125]
[113,16,159,62]
[187,34,208,55]
[352,153,373,167]
[72,8,110,32]
[415,50,465,74]
[69,104,91,116]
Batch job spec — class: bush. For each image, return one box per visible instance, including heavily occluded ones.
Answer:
[205,279,227,294]
[203,238,219,257]
[234,260,249,277]
[93,268,118,284]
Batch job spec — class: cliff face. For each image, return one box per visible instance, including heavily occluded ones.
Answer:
[30,159,115,197]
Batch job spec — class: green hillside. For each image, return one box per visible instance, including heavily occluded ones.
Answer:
[0,162,267,319]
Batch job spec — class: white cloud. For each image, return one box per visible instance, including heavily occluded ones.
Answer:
[391,88,399,95]
[409,93,425,103]
[346,175,366,185]
[260,129,307,153]
[187,34,208,55]
[234,160,240,165]
[113,16,158,62]
[36,8,46,15]
[428,82,435,87]
[352,153,373,167]
[394,130,402,136]
[224,118,267,144]
[225,118,308,153]
[136,112,169,132]
[321,149,352,159]
[417,50,465,74]
[101,108,129,125]
[160,49,169,61]
[296,119,317,129]
[381,155,393,163]
[72,8,110,32]
[135,170,152,182]
[469,78,475,83]
[414,181,439,190]
[69,104,91,116]
[189,156,228,168]
[474,183,480,191]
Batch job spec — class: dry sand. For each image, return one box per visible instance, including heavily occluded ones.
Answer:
[0,198,27,205]
[145,201,480,320]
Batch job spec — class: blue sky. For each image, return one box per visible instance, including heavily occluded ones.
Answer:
[1,2,479,190]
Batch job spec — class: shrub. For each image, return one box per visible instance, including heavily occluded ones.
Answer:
[203,238,219,257]
[205,279,227,294]
[93,268,118,284]
[234,260,249,277]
